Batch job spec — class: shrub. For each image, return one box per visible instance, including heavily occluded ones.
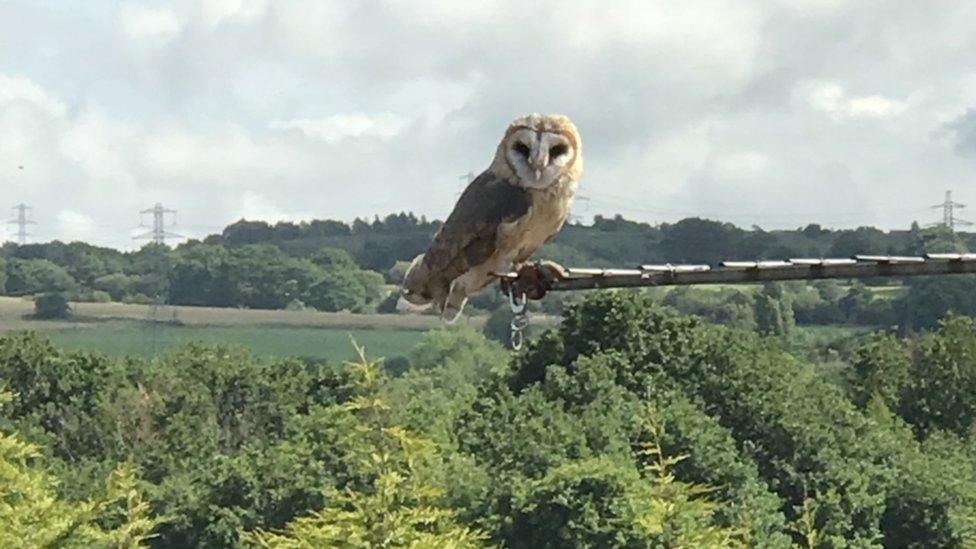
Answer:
[34,292,70,319]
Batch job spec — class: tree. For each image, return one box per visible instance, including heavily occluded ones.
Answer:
[4,258,77,295]
[126,243,173,301]
[310,247,359,270]
[227,245,323,309]
[221,220,275,246]
[906,225,968,255]
[511,291,934,544]
[754,283,795,338]
[898,315,976,437]
[848,332,911,409]
[304,270,370,312]
[304,219,351,237]
[483,306,515,346]
[243,343,487,548]
[661,218,742,265]
[34,292,70,319]
[827,227,887,257]
[168,243,233,306]
[0,393,158,547]
[508,407,750,548]
[898,275,976,332]
[93,272,140,301]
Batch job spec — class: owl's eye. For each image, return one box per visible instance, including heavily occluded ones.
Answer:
[513,142,530,157]
[549,144,568,157]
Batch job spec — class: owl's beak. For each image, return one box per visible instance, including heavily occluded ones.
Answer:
[530,151,547,181]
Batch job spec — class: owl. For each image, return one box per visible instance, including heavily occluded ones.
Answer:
[399,113,583,322]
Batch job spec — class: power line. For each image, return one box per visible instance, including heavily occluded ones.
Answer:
[133,203,182,245]
[929,190,973,232]
[7,204,36,245]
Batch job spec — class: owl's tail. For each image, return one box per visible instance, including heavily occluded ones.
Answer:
[397,254,432,312]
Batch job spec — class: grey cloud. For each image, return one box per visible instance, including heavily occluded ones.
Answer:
[949,110,976,157]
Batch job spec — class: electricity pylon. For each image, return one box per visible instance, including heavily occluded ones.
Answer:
[134,203,182,244]
[7,204,35,244]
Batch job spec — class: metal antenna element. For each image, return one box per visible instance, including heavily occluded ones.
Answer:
[931,190,974,232]
[7,204,35,245]
[134,203,182,244]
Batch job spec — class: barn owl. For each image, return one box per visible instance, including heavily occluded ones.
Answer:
[399,113,583,322]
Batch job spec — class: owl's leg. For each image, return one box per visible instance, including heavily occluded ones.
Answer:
[443,268,494,323]
[430,284,450,316]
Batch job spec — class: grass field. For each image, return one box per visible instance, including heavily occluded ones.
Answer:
[0,297,484,361]
[46,321,424,361]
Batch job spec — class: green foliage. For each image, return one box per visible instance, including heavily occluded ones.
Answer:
[660,286,757,330]
[827,226,888,257]
[482,306,510,346]
[0,257,6,294]
[754,283,795,338]
[304,270,365,312]
[4,258,77,296]
[635,406,748,548]
[511,456,653,547]
[898,315,976,437]
[309,247,358,271]
[386,326,506,441]
[34,292,71,319]
[908,225,969,255]
[166,241,384,312]
[0,392,158,547]
[849,316,976,438]
[849,332,911,409]
[510,291,976,545]
[225,245,322,309]
[7,277,976,548]
[900,275,976,332]
[4,213,972,331]
[661,218,744,265]
[244,342,487,548]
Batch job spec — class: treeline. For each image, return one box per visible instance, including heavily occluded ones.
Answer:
[1,212,975,321]
[196,213,976,270]
[644,274,976,334]
[0,241,388,313]
[4,293,976,546]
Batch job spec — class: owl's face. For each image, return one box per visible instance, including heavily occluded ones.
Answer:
[500,114,581,190]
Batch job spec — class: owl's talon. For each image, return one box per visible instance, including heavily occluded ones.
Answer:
[501,261,564,301]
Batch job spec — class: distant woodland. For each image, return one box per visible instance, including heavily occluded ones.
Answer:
[1,213,974,332]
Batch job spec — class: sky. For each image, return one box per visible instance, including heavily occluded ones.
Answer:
[2,0,976,249]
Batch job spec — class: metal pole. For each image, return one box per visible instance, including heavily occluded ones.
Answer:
[535,256,976,293]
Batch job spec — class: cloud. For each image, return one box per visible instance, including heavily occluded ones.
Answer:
[200,0,267,27]
[0,74,67,118]
[948,109,976,157]
[118,4,181,43]
[270,113,409,143]
[55,210,99,242]
[801,80,909,119]
[2,0,976,249]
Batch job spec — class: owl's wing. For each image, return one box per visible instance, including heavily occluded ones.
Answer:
[423,169,530,283]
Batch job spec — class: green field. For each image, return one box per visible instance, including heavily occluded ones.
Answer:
[45,321,425,362]
[0,297,448,362]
